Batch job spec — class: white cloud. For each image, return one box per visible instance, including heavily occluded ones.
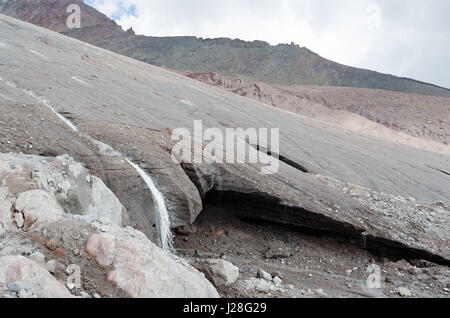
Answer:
[86,0,450,88]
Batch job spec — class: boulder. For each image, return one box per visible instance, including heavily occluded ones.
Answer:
[239,278,277,293]
[14,212,24,229]
[194,259,240,287]
[256,269,272,281]
[0,154,126,227]
[85,233,116,267]
[86,225,219,298]
[28,251,46,265]
[86,176,125,226]
[0,200,13,235]
[15,190,64,230]
[0,256,73,298]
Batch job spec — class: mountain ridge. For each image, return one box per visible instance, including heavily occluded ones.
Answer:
[1,0,450,97]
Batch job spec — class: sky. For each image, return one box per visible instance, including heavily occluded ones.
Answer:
[84,0,450,88]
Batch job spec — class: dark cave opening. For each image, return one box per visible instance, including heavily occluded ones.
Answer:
[202,190,450,267]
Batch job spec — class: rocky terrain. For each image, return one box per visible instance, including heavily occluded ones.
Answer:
[0,14,449,298]
[2,0,449,153]
[186,72,450,150]
[2,0,450,97]
[0,153,218,298]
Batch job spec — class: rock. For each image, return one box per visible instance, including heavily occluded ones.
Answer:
[409,259,438,268]
[14,212,24,229]
[195,259,240,287]
[240,278,276,293]
[0,200,13,235]
[256,269,272,281]
[264,241,290,259]
[53,247,67,259]
[80,291,91,298]
[273,276,282,285]
[193,249,204,258]
[28,251,46,265]
[85,233,116,267]
[0,13,450,268]
[175,225,197,236]
[86,225,219,298]
[15,190,64,230]
[65,264,81,291]
[270,271,283,279]
[87,176,125,226]
[0,187,8,200]
[0,154,126,227]
[18,289,37,298]
[0,256,73,298]
[7,281,26,293]
[434,201,446,208]
[211,229,224,238]
[45,239,58,251]
[46,260,56,274]
[398,287,412,297]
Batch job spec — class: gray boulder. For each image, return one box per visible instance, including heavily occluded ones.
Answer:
[194,259,240,287]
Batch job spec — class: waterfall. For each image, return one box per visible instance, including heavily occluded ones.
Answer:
[14,83,173,251]
[125,159,173,251]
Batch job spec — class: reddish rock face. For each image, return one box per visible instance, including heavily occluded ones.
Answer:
[186,72,450,151]
[53,248,67,259]
[0,0,123,39]
[45,239,58,251]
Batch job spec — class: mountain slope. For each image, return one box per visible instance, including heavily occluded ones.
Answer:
[1,13,450,264]
[1,0,450,97]
[186,72,450,149]
[1,13,450,298]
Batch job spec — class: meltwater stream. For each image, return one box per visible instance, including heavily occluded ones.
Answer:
[5,80,174,251]
[125,159,173,251]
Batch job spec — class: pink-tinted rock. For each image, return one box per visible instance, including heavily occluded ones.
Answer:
[0,256,73,298]
[87,226,219,298]
[85,233,115,267]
